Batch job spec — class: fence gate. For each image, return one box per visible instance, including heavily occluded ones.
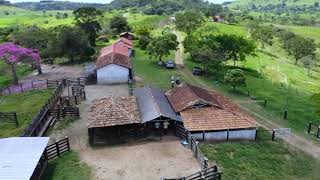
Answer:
[273,128,291,140]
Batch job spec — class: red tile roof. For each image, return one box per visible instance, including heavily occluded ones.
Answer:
[166,84,221,112]
[100,44,129,57]
[181,107,257,131]
[88,96,141,128]
[115,37,133,49]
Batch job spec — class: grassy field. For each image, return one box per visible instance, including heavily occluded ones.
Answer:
[187,22,320,137]
[0,89,52,137]
[43,151,92,180]
[0,61,33,88]
[201,131,320,180]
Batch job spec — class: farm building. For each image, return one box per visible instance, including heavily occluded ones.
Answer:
[120,32,135,40]
[134,86,182,133]
[87,96,141,144]
[96,43,132,84]
[166,84,258,141]
[114,37,134,57]
[0,137,49,180]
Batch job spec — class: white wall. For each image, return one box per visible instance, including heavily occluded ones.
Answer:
[97,64,129,84]
[192,129,256,141]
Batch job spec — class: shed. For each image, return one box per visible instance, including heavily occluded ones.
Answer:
[120,32,135,40]
[166,84,258,141]
[114,37,134,57]
[96,44,132,84]
[0,137,49,180]
[87,96,141,144]
[134,86,181,126]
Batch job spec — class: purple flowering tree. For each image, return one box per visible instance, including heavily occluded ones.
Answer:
[0,43,41,85]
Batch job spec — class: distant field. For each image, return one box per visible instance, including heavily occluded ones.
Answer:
[0,5,74,28]
[230,0,317,7]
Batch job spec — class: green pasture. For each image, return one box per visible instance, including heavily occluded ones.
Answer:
[0,89,52,137]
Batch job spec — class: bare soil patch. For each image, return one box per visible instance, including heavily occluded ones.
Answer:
[21,64,83,82]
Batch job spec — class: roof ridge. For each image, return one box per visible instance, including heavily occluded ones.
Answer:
[147,86,162,117]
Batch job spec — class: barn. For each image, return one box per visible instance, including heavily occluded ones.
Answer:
[134,86,182,134]
[96,44,132,84]
[87,96,141,145]
[166,84,258,141]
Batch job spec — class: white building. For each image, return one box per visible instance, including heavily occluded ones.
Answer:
[96,44,132,84]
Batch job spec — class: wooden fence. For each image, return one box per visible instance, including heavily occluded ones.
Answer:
[45,137,71,160]
[50,105,80,121]
[175,124,210,170]
[162,166,221,180]
[22,81,64,137]
[307,122,320,138]
[0,112,18,126]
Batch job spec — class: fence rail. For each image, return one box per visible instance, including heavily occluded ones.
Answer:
[175,124,210,170]
[0,112,18,126]
[22,81,64,137]
[162,166,221,180]
[45,137,70,160]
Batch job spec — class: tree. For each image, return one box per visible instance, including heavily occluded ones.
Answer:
[284,36,317,65]
[0,43,41,85]
[302,55,315,76]
[138,35,151,50]
[251,26,274,50]
[215,34,256,67]
[175,10,204,35]
[224,69,246,92]
[109,15,131,36]
[147,31,179,63]
[205,4,223,17]
[57,26,93,63]
[73,7,103,46]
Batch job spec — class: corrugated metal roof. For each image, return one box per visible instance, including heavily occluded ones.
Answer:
[0,137,49,180]
[134,86,181,123]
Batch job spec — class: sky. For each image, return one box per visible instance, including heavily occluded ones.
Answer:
[8,0,231,4]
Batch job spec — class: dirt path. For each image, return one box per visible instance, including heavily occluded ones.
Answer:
[174,31,185,67]
[173,30,320,160]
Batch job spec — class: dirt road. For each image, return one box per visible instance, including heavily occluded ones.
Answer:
[173,30,320,160]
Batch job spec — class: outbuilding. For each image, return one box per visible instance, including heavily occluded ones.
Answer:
[0,137,49,180]
[88,96,141,145]
[96,44,132,84]
[120,32,135,40]
[166,84,258,141]
[134,86,182,134]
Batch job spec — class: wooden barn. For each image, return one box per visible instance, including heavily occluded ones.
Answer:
[96,44,132,84]
[166,84,258,141]
[87,96,141,145]
[134,86,182,135]
[0,137,49,180]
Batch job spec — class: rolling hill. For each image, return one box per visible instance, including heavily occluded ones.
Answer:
[230,0,319,7]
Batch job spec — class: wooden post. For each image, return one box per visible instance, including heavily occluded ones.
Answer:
[31,81,34,90]
[227,129,229,141]
[284,109,288,119]
[7,87,10,95]
[46,79,49,88]
[65,136,70,150]
[308,122,312,134]
[20,83,23,93]
[83,91,86,100]
[317,126,320,139]
[55,141,60,157]
[202,131,205,141]
[14,113,18,127]
[204,157,208,168]
[247,90,250,97]
[74,95,78,105]
[57,105,60,120]
[254,128,258,141]
[272,129,275,141]
[264,98,267,107]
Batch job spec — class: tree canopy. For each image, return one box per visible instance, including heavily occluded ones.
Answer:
[175,10,204,35]
[109,15,131,36]
[224,69,246,92]
[73,7,103,46]
[147,31,179,63]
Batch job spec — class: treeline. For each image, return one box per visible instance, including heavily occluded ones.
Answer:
[13,2,103,11]
[105,0,224,16]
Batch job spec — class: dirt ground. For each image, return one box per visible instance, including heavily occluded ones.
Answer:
[49,84,200,180]
[21,64,83,82]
